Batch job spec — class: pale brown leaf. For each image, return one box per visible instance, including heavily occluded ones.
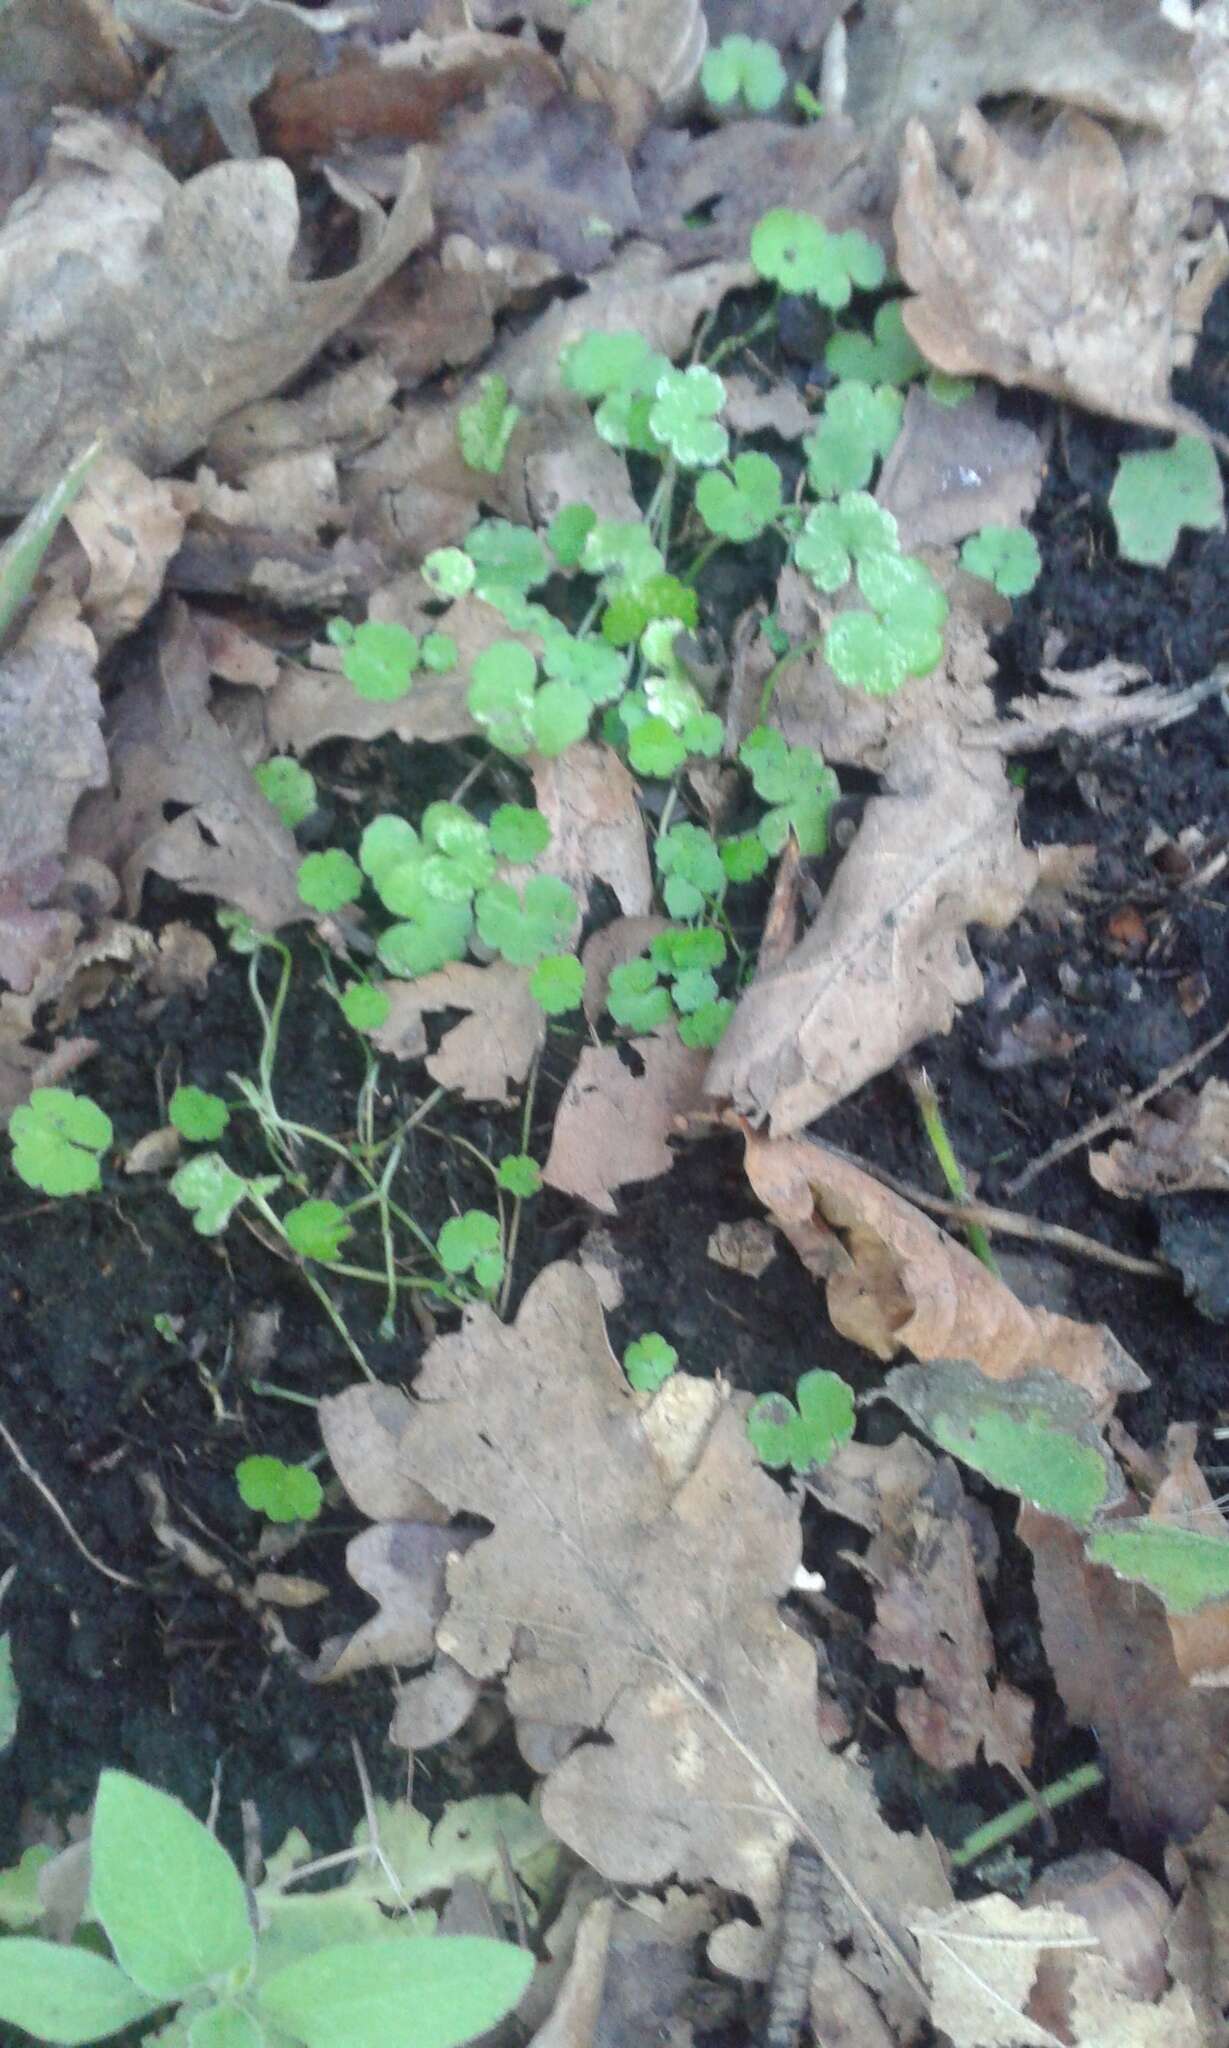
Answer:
[741,1133,1147,1411]
[543,1034,708,1214]
[115,0,348,159]
[0,113,431,509]
[912,1895,1094,2048]
[706,730,1039,1134]
[875,386,1046,553]
[0,637,106,878]
[1090,1082,1229,1200]
[530,743,652,920]
[64,456,191,654]
[895,108,1216,437]
[372,961,545,1107]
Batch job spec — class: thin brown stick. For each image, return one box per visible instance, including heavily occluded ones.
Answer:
[1005,1014,1229,1196]
[829,1149,1169,1279]
[0,1415,143,1592]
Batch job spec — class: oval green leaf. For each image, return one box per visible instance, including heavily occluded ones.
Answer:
[90,1770,255,2000]
[257,1936,534,2048]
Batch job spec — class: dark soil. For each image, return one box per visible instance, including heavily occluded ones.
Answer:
[3,288,1229,1947]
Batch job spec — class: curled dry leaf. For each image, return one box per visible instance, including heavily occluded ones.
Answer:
[706,1219,777,1280]
[433,95,639,276]
[312,1521,482,1683]
[114,0,349,159]
[1090,1081,1229,1199]
[372,961,546,1108]
[331,1261,951,2000]
[543,1033,708,1215]
[895,108,1220,438]
[1020,1504,1229,1842]
[741,1132,1147,1411]
[706,731,1039,1135]
[1142,1425,1229,1689]
[206,360,398,480]
[71,600,305,929]
[193,451,342,540]
[530,743,653,920]
[63,455,192,654]
[0,111,431,509]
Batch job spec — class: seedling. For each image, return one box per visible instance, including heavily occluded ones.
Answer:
[529,953,586,1014]
[474,876,579,967]
[746,1370,855,1473]
[0,1769,534,2048]
[695,451,783,540]
[298,849,363,913]
[236,1454,323,1523]
[437,1210,504,1293]
[825,300,925,387]
[338,619,420,702]
[169,1086,230,1143]
[623,1332,678,1392]
[339,982,392,1033]
[468,640,591,758]
[804,379,903,495]
[253,756,317,828]
[654,824,727,919]
[750,209,885,309]
[495,1155,542,1198]
[700,33,787,113]
[739,727,839,855]
[960,524,1042,596]
[648,364,729,468]
[284,1198,353,1261]
[171,1153,279,1237]
[9,1089,112,1196]
[1108,433,1224,567]
[458,373,521,474]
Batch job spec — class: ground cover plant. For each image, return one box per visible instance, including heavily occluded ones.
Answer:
[2,4,1229,2047]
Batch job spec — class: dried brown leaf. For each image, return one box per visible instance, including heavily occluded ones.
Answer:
[372,962,545,1107]
[875,386,1045,553]
[71,600,304,928]
[634,118,877,266]
[580,916,671,1027]
[895,108,1215,437]
[344,1261,951,1998]
[706,1219,777,1279]
[530,743,652,920]
[115,0,346,159]
[0,637,106,880]
[314,1522,480,1682]
[320,1383,447,1524]
[741,1133,1147,1411]
[1146,1426,1229,1689]
[1090,1081,1229,1200]
[63,456,191,653]
[207,360,397,480]
[0,113,431,509]
[543,1034,708,1214]
[912,1895,1095,2048]
[706,731,1038,1134]
[194,452,342,540]
[1020,1505,1229,1842]
[562,0,705,147]
[433,95,638,275]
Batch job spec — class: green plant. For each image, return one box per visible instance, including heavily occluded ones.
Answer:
[825,300,925,386]
[746,1370,855,1473]
[1108,433,1224,566]
[332,619,421,702]
[437,1210,504,1293]
[750,209,884,309]
[0,439,100,645]
[9,1090,113,1197]
[253,758,317,829]
[457,373,521,474]
[0,1769,533,2048]
[623,1332,678,1391]
[959,524,1042,596]
[700,34,787,113]
[169,1087,230,1143]
[739,727,838,855]
[236,1454,323,1523]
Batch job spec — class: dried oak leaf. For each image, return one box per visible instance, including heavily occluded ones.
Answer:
[114,0,349,158]
[372,962,546,1107]
[1090,1081,1229,1199]
[529,743,652,920]
[71,600,304,928]
[64,455,192,654]
[741,1133,1146,1412]
[207,360,397,481]
[635,117,878,266]
[543,1033,708,1214]
[894,108,1216,438]
[561,0,705,147]
[0,635,106,881]
[1144,1425,1229,1690]
[706,731,1038,1135]
[0,111,431,510]
[869,1458,1033,1775]
[844,0,1193,172]
[1020,1504,1229,1842]
[354,1261,951,1992]
[433,95,639,275]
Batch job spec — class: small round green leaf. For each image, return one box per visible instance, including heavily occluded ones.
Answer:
[746,1370,854,1472]
[297,849,362,913]
[623,1332,678,1392]
[169,1086,230,1143]
[236,1455,323,1525]
[284,1198,352,1262]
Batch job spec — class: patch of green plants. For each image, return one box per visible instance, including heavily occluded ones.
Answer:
[746,1370,855,1473]
[623,1332,678,1392]
[0,1770,534,2048]
[700,34,787,114]
[1108,432,1224,567]
[235,1454,323,1524]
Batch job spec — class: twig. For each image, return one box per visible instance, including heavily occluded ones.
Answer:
[0,1415,143,1592]
[827,1148,1169,1278]
[1005,1014,1229,1196]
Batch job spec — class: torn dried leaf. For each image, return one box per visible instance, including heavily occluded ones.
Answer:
[372,961,545,1107]
[543,1034,708,1214]
[530,743,652,921]
[1090,1081,1229,1199]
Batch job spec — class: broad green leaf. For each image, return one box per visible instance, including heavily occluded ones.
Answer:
[1086,1522,1229,1613]
[189,2004,266,2048]
[623,1333,678,1392]
[0,1938,156,2046]
[257,1937,534,2048]
[880,1361,1122,1527]
[1109,434,1224,568]
[0,1846,54,1930]
[236,1456,323,1524]
[746,1370,854,1472]
[90,1771,255,2000]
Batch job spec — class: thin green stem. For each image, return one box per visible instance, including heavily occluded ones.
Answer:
[950,1764,1103,1870]
[905,1067,999,1275]
[682,534,725,587]
[247,1191,374,1380]
[758,633,826,722]
[705,300,779,372]
[499,1053,540,1317]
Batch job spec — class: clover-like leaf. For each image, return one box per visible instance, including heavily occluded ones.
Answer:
[793,490,898,592]
[750,209,884,308]
[340,983,392,1034]
[1109,434,1225,567]
[739,727,839,855]
[626,713,687,779]
[377,902,473,979]
[648,365,728,469]
[547,502,598,566]
[421,631,459,673]
[695,452,783,540]
[677,997,733,1048]
[475,876,579,966]
[541,631,628,705]
[422,547,476,598]
[650,926,726,975]
[489,804,551,863]
[10,1088,112,1196]
[170,1154,277,1237]
[804,380,903,496]
[437,1210,504,1292]
[701,33,787,112]
[284,1198,352,1262]
[169,1086,230,1143]
[530,952,585,1015]
[655,823,726,919]
[464,519,551,600]
[746,1369,854,1473]
[496,1154,543,1198]
[623,1331,679,1392]
[236,1455,323,1525]
[341,621,419,702]
[468,639,538,755]
[959,524,1042,596]
[607,958,672,1032]
[530,679,592,757]
[298,849,362,913]
[720,831,770,882]
[253,757,317,829]
[825,300,926,387]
